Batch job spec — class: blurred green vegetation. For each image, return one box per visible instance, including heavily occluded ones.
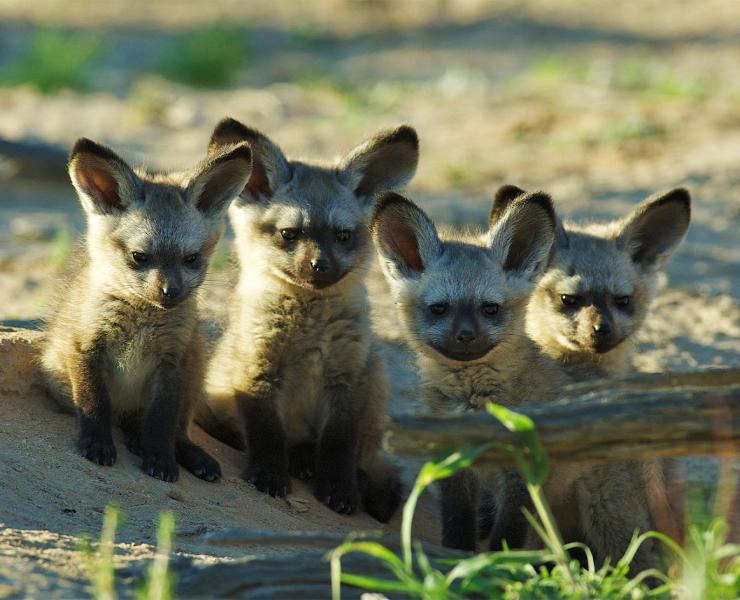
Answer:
[79,505,175,600]
[444,164,485,189]
[516,54,714,103]
[51,225,73,272]
[210,239,232,271]
[0,28,103,93]
[157,24,247,88]
[287,23,332,50]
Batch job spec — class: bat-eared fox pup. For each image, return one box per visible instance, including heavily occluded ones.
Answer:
[42,135,252,483]
[490,184,691,379]
[489,184,691,545]
[197,118,419,522]
[372,191,658,571]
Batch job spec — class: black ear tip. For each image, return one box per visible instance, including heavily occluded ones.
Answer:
[645,187,692,222]
[69,138,122,165]
[372,192,415,228]
[374,191,407,214]
[210,117,251,147]
[494,184,526,204]
[668,187,691,211]
[390,125,419,149]
[69,137,100,160]
[525,191,556,222]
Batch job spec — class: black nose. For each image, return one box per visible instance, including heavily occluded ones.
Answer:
[311,258,329,273]
[593,322,612,337]
[161,286,180,300]
[456,330,476,343]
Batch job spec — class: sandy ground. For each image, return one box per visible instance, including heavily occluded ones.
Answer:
[0,329,439,597]
[0,0,739,597]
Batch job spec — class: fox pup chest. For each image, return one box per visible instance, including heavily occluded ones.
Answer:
[424,363,509,413]
[271,305,369,443]
[102,311,194,413]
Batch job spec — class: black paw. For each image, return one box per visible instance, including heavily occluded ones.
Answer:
[78,434,117,466]
[178,443,221,482]
[315,474,360,515]
[142,453,179,482]
[288,443,316,480]
[359,469,403,524]
[244,463,290,498]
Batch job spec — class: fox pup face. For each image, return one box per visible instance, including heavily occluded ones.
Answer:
[207,118,419,291]
[492,186,691,356]
[68,137,252,309]
[372,192,555,362]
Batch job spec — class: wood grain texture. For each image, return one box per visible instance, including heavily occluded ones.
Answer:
[385,368,740,465]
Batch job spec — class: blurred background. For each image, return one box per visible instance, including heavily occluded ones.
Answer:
[0,0,738,370]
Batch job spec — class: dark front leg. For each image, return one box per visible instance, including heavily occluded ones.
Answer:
[175,437,221,482]
[140,360,181,482]
[489,470,531,551]
[119,410,143,456]
[238,390,290,498]
[315,386,360,514]
[71,347,116,466]
[440,469,479,551]
[289,441,317,481]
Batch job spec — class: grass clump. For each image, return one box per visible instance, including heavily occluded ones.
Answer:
[158,24,247,88]
[79,506,176,600]
[79,505,119,600]
[329,404,739,599]
[0,27,102,93]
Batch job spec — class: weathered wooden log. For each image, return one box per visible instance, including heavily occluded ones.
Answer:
[176,551,389,599]
[175,530,470,598]
[385,368,740,465]
[199,528,467,558]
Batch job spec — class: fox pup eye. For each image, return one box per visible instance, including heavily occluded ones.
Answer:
[336,229,352,243]
[132,251,149,264]
[281,228,299,241]
[482,302,499,316]
[429,303,448,316]
[184,253,200,265]
[615,295,631,307]
[560,294,578,307]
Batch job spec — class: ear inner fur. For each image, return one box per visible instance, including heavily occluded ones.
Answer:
[340,125,419,199]
[68,138,138,214]
[373,193,439,275]
[618,188,691,267]
[385,226,424,273]
[207,118,290,203]
[189,144,252,215]
[494,192,555,275]
[76,161,123,211]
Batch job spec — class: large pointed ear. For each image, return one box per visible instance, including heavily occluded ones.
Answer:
[616,188,691,270]
[489,184,526,227]
[68,138,140,215]
[372,192,441,280]
[339,125,419,203]
[208,117,291,203]
[488,191,556,280]
[187,143,253,217]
